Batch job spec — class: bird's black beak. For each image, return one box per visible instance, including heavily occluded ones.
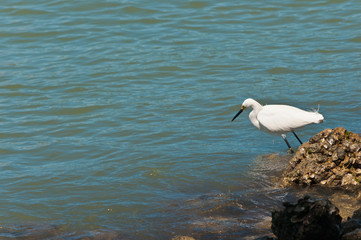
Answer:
[231,106,245,122]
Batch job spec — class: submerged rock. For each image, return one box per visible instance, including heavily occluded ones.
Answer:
[0,224,126,240]
[282,127,361,186]
[271,196,342,240]
[172,236,197,240]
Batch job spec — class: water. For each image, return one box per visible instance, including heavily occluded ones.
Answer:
[1,0,360,239]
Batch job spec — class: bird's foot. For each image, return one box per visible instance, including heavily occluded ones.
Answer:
[286,148,297,154]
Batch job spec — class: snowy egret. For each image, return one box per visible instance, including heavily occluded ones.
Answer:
[231,98,324,150]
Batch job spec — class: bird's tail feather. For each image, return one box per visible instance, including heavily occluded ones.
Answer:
[310,111,324,123]
[309,105,324,123]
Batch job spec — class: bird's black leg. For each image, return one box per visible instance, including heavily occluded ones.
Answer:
[281,134,292,149]
[292,131,303,144]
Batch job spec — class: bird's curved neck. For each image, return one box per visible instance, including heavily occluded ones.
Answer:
[248,100,263,130]
[250,100,263,113]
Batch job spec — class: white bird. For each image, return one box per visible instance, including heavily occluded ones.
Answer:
[231,98,324,151]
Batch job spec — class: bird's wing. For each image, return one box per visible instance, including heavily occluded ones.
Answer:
[257,105,314,133]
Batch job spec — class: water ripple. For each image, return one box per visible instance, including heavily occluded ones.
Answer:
[0,0,360,239]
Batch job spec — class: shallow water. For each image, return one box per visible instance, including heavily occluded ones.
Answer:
[0,0,361,239]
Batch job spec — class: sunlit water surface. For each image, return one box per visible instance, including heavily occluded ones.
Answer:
[0,0,360,239]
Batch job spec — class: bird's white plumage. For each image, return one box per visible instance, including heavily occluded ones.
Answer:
[236,98,324,135]
[257,105,323,134]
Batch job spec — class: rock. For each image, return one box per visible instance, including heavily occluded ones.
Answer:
[0,225,126,239]
[342,228,361,240]
[328,191,361,220]
[271,195,342,240]
[341,208,361,240]
[255,236,277,240]
[282,127,361,186]
[342,174,359,186]
[172,236,197,240]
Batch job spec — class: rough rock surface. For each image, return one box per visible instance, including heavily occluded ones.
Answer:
[342,208,361,240]
[271,196,342,240]
[171,236,197,240]
[282,127,361,186]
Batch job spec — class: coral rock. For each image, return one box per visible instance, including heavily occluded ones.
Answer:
[282,127,361,186]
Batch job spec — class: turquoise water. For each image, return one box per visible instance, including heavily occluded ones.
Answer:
[1,0,360,239]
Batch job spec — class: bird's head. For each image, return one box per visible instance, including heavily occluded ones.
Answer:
[231,98,257,122]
